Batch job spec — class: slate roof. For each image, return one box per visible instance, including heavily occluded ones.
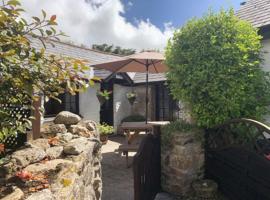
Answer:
[30,38,118,80]
[131,73,167,84]
[237,0,270,28]
[30,38,167,83]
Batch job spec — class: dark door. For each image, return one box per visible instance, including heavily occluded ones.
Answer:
[155,83,178,121]
[100,80,114,125]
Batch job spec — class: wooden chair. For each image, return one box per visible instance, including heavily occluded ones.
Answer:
[118,144,139,168]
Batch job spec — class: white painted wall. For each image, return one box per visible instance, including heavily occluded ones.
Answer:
[79,83,100,123]
[113,84,132,130]
[261,39,270,123]
[261,39,270,72]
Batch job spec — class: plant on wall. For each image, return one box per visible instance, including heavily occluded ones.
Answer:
[97,123,114,144]
[126,91,137,105]
[0,0,92,144]
[161,120,202,151]
[96,90,111,105]
[166,9,270,128]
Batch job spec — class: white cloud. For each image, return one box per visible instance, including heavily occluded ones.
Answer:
[127,1,133,7]
[20,0,174,51]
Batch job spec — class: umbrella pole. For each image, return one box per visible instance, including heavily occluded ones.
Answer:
[145,62,149,124]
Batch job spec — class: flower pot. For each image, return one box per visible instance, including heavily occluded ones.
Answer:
[100,135,108,145]
[97,94,106,105]
[127,96,136,105]
[0,143,5,154]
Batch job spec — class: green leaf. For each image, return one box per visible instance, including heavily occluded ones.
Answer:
[7,0,21,6]
[32,16,41,23]
[46,30,52,36]
[42,9,46,19]
[89,80,95,86]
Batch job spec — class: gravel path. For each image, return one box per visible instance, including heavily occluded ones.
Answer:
[101,136,137,200]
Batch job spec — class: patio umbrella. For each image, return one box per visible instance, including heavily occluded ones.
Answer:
[91,51,168,123]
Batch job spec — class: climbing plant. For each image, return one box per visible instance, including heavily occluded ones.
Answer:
[0,0,92,142]
[166,9,270,128]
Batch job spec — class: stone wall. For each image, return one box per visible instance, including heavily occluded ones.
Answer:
[0,111,102,200]
[161,131,204,197]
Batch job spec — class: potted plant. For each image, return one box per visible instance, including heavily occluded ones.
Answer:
[0,143,8,166]
[98,123,114,145]
[126,91,137,105]
[96,90,111,105]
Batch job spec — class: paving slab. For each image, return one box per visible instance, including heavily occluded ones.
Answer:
[101,136,138,200]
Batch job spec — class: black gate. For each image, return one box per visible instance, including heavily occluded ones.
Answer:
[133,133,161,200]
[205,119,270,200]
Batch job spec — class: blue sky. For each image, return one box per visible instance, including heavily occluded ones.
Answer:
[21,0,245,50]
[122,0,243,30]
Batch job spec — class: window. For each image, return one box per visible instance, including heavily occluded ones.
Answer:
[155,84,179,121]
[44,93,79,117]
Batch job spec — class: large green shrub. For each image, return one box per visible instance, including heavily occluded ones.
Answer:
[166,9,270,128]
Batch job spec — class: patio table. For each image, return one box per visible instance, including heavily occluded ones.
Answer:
[120,121,170,144]
[119,121,170,167]
[120,122,153,144]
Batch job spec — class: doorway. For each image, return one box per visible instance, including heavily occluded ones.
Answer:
[100,80,114,126]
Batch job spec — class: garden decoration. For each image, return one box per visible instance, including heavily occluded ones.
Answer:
[96,90,111,105]
[192,179,218,200]
[98,123,114,144]
[126,91,137,105]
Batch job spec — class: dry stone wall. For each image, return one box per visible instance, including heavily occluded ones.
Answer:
[0,111,102,200]
[161,131,204,197]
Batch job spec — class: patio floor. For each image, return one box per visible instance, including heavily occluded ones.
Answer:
[101,135,230,200]
[101,135,142,200]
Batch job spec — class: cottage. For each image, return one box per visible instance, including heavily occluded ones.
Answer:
[237,0,270,71]
[237,0,270,122]
[34,0,270,131]
[31,38,178,131]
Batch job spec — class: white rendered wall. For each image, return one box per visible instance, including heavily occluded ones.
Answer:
[79,83,100,123]
[113,84,132,130]
[261,39,270,123]
[261,39,270,72]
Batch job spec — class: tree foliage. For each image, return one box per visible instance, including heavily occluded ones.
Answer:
[92,43,136,56]
[0,0,92,141]
[166,9,270,128]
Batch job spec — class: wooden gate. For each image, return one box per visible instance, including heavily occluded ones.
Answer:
[205,119,270,200]
[133,133,161,200]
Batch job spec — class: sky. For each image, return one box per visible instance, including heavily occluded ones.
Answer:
[21,0,244,51]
